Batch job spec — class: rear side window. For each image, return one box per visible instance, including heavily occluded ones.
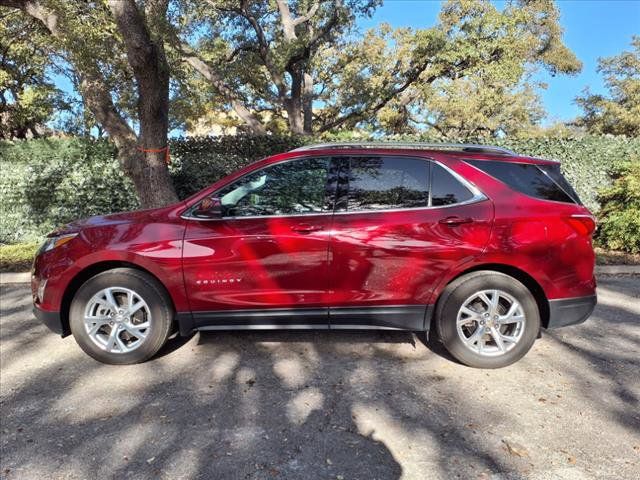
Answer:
[431,163,475,206]
[466,160,577,204]
[346,157,430,211]
[537,164,582,204]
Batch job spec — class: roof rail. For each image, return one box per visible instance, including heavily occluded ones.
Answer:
[291,142,517,156]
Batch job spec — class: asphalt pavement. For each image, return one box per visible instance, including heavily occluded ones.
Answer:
[1,276,638,480]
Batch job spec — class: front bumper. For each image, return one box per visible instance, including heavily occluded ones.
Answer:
[547,294,597,329]
[33,304,69,337]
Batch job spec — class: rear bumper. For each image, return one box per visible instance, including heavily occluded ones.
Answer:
[33,304,69,337]
[547,294,597,329]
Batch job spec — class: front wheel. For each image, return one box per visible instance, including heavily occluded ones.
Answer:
[435,271,540,369]
[69,268,173,365]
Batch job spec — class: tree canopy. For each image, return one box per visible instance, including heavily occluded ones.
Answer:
[0,8,65,138]
[172,0,582,137]
[1,0,585,141]
[575,36,640,137]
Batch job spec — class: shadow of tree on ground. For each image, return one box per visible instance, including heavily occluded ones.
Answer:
[1,280,639,479]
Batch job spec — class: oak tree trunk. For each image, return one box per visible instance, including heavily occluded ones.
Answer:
[109,0,178,208]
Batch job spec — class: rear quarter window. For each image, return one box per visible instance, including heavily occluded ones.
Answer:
[430,163,475,206]
[465,159,578,204]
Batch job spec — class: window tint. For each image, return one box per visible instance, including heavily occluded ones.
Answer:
[346,157,429,211]
[431,163,474,206]
[466,160,576,204]
[216,158,330,217]
[538,164,582,204]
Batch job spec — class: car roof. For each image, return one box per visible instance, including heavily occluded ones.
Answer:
[274,142,558,165]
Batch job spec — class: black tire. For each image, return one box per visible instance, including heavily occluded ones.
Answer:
[435,271,540,369]
[69,268,174,365]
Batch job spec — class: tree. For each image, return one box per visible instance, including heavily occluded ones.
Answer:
[174,0,580,137]
[321,0,581,137]
[171,0,379,135]
[575,36,640,137]
[0,0,178,208]
[0,9,64,139]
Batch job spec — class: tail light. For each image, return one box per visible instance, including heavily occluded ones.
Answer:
[566,214,596,236]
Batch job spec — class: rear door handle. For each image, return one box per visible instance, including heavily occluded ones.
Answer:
[291,223,324,233]
[439,216,473,226]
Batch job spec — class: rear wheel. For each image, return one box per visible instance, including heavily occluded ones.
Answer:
[435,271,540,368]
[69,268,173,364]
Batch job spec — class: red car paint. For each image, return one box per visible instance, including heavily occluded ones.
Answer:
[32,147,596,333]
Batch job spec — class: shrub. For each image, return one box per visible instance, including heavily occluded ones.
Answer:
[0,138,138,244]
[169,135,305,199]
[0,241,39,272]
[1,134,639,247]
[595,161,640,254]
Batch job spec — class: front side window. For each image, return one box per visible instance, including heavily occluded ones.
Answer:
[215,158,330,217]
[345,157,430,211]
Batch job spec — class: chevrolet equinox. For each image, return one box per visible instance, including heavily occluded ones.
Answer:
[32,142,597,368]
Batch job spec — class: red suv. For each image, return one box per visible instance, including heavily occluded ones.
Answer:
[32,143,597,368]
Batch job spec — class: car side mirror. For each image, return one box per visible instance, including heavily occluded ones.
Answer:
[193,197,222,219]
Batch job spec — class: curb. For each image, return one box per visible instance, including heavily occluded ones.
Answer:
[0,272,31,285]
[595,265,640,275]
[2,266,639,285]
[1,272,31,284]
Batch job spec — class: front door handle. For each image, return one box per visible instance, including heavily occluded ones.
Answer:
[439,216,473,226]
[291,223,324,233]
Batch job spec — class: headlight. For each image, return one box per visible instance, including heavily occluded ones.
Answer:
[38,233,78,254]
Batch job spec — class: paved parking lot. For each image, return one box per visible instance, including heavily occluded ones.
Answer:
[1,277,639,480]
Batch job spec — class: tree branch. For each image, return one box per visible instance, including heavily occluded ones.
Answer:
[319,65,436,132]
[293,2,320,26]
[0,0,137,150]
[275,0,296,40]
[232,0,287,99]
[171,36,267,134]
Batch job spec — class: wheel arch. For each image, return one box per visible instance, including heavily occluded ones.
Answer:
[59,261,176,337]
[430,263,550,330]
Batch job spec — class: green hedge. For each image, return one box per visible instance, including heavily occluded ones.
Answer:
[1,135,639,247]
[0,138,138,244]
[596,162,640,254]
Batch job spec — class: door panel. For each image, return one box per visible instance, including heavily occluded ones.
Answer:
[328,202,493,307]
[182,157,336,326]
[327,156,494,329]
[183,215,332,312]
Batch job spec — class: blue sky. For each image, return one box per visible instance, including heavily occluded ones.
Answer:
[358,0,640,124]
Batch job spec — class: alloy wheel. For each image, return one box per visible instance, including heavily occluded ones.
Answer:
[83,287,151,354]
[456,289,526,357]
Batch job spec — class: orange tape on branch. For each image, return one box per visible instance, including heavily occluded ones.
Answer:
[137,145,170,164]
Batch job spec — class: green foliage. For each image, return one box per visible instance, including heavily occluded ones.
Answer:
[319,0,581,136]
[491,136,640,213]
[0,10,65,138]
[575,36,640,136]
[0,138,138,243]
[169,0,581,136]
[0,241,38,272]
[2,135,639,252]
[595,161,640,254]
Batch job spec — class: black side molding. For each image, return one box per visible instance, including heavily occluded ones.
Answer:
[176,305,434,336]
[330,305,429,331]
[177,308,329,335]
[547,294,597,329]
